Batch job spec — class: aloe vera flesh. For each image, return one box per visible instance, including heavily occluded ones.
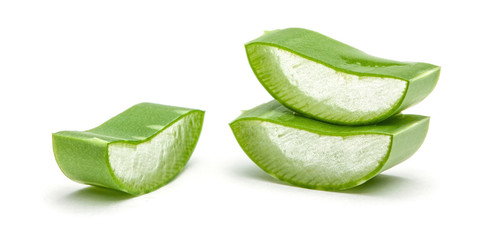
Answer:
[230,101,429,190]
[245,28,440,125]
[52,103,204,195]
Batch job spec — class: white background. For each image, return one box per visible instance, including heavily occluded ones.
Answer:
[1,0,482,239]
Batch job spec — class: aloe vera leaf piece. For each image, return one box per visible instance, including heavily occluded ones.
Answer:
[52,103,204,195]
[245,28,440,125]
[230,101,429,190]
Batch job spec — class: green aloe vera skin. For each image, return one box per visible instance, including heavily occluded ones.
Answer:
[245,28,440,125]
[230,101,429,190]
[52,103,204,195]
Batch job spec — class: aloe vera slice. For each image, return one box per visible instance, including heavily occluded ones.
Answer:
[230,101,429,190]
[52,103,204,195]
[245,28,440,125]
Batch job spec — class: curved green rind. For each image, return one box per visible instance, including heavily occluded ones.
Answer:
[245,28,440,125]
[230,101,429,190]
[52,103,205,195]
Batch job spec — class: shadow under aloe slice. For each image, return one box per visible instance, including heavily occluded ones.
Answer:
[245,28,440,125]
[230,101,429,190]
[52,103,204,195]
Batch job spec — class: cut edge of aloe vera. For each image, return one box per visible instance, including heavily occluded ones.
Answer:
[107,110,204,194]
[231,120,392,190]
[230,101,429,190]
[52,103,205,195]
[245,28,440,125]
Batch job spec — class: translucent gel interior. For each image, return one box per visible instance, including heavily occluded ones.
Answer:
[108,113,199,191]
[252,45,408,122]
[236,120,391,187]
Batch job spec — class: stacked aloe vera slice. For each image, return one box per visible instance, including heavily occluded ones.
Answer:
[231,28,439,190]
